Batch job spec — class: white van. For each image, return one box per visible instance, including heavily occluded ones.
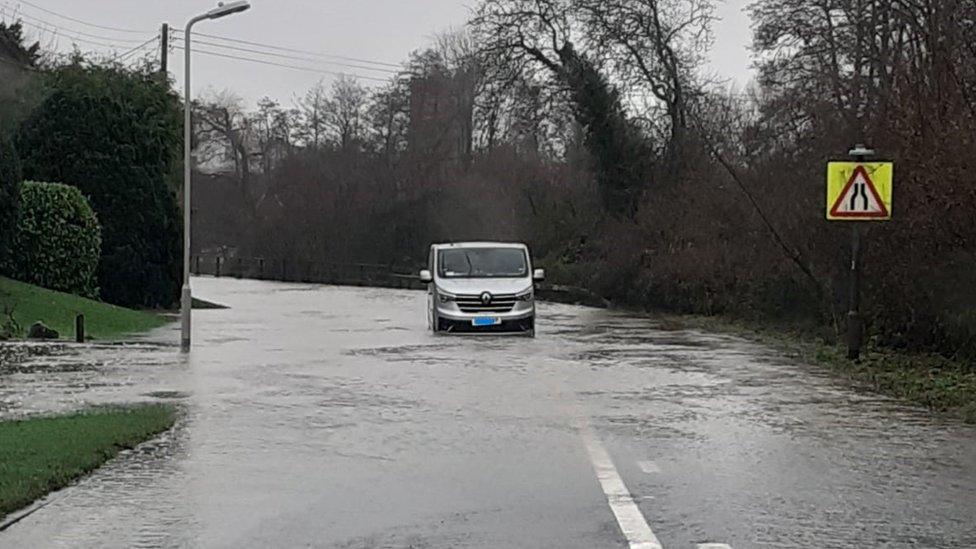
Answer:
[419,242,544,336]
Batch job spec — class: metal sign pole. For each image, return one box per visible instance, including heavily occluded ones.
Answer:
[847,222,862,360]
[845,145,873,360]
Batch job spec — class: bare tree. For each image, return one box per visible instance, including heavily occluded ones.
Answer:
[366,78,411,164]
[328,75,369,151]
[295,80,331,150]
[250,97,297,175]
[433,29,484,163]
[577,0,715,147]
[194,90,252,184]
[472,0,652,216]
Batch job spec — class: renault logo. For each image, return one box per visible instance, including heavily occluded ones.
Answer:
[480,292,493,305]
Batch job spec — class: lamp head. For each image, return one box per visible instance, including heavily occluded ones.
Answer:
[207,1,250,19]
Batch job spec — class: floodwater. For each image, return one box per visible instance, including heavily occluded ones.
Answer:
[1,278,974,548]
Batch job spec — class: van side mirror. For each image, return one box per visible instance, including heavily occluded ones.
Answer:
[419,269,433,283]
[533,269,546,282]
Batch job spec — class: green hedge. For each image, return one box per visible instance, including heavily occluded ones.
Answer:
[17,63,182,308]
[0,134,21,262]
[2,181,102,298]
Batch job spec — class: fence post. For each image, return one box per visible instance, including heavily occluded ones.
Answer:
[195,255,201,275]
[75,314,85,343]
[215,256,222,278]
[236,257,243,279]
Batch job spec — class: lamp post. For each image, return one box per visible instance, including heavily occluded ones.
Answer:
[182,1,251,353]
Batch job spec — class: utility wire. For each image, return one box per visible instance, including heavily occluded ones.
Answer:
[0,2,150,43]
[170,28,401,69]
[113,35,159,62]
[1,12,137,50]
[14,0,150,34]
[170,34,398,75]
[1,4,404,77]
[2,4,400,83]
[171,44,392,83]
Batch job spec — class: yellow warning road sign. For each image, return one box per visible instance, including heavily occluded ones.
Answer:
[826,162,893,221]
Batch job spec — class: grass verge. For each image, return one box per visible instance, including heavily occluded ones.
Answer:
[0,404,177,520]
[0,277,169,341]
[663,314,976,424]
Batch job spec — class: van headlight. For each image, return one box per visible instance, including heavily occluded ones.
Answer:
[516,290,533,301]
[438,291,456,303]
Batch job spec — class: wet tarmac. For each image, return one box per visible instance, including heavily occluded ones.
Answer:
[1,277,974,548]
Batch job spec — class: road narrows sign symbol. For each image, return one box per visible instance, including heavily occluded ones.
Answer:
[826,162,893,221]
[830,166,888,218]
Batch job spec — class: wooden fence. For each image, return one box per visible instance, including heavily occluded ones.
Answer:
[191,255,425,290]
[190,254,608,307]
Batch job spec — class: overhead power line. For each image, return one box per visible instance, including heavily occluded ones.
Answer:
[171,28,401,69]
[0,5,403,84]
[4,2,401,71]
[13,0,150,34]
[171,44,392,83]
[170,34,399,75]
[0,3,150,44]
[113,36,159,62]
[0,11,139,50]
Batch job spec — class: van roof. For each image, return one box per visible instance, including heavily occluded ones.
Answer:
[432,242,527,250]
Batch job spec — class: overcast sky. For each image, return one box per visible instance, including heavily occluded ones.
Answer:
[3,0,754,106]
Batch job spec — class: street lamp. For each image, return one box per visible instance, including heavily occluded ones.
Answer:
[182,0,251,353]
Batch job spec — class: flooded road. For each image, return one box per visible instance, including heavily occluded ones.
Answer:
[2,277,975,548]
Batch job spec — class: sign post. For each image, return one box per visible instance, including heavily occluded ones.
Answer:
[826,146,893,360]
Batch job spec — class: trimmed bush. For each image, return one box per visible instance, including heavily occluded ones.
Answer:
[17,62,182,308]
[0,134,21,263]
[2,182,101,298]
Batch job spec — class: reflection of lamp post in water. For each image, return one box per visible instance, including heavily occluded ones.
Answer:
[846,144,875,361]
[181,1,252,353]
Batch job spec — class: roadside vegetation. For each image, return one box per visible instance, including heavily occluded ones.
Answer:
[664,314,976,424]
[0,22,182,343]
[1,182,102,298]
[0,404,177,520]
[0,277,167,341]
[16,61,183,309]
[0,22,183,315]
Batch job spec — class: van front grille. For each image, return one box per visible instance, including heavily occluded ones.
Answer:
[455,293,517,313]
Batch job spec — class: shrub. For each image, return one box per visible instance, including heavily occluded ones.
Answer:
[2,182,101,298]
[17,62,182,308]
[0,134,21,263]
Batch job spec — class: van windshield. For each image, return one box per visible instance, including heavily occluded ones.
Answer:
[438,248,528,279]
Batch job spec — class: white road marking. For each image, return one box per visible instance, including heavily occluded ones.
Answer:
[579,423,663,549]
[637,460,661,474]
[697,544,732,549]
